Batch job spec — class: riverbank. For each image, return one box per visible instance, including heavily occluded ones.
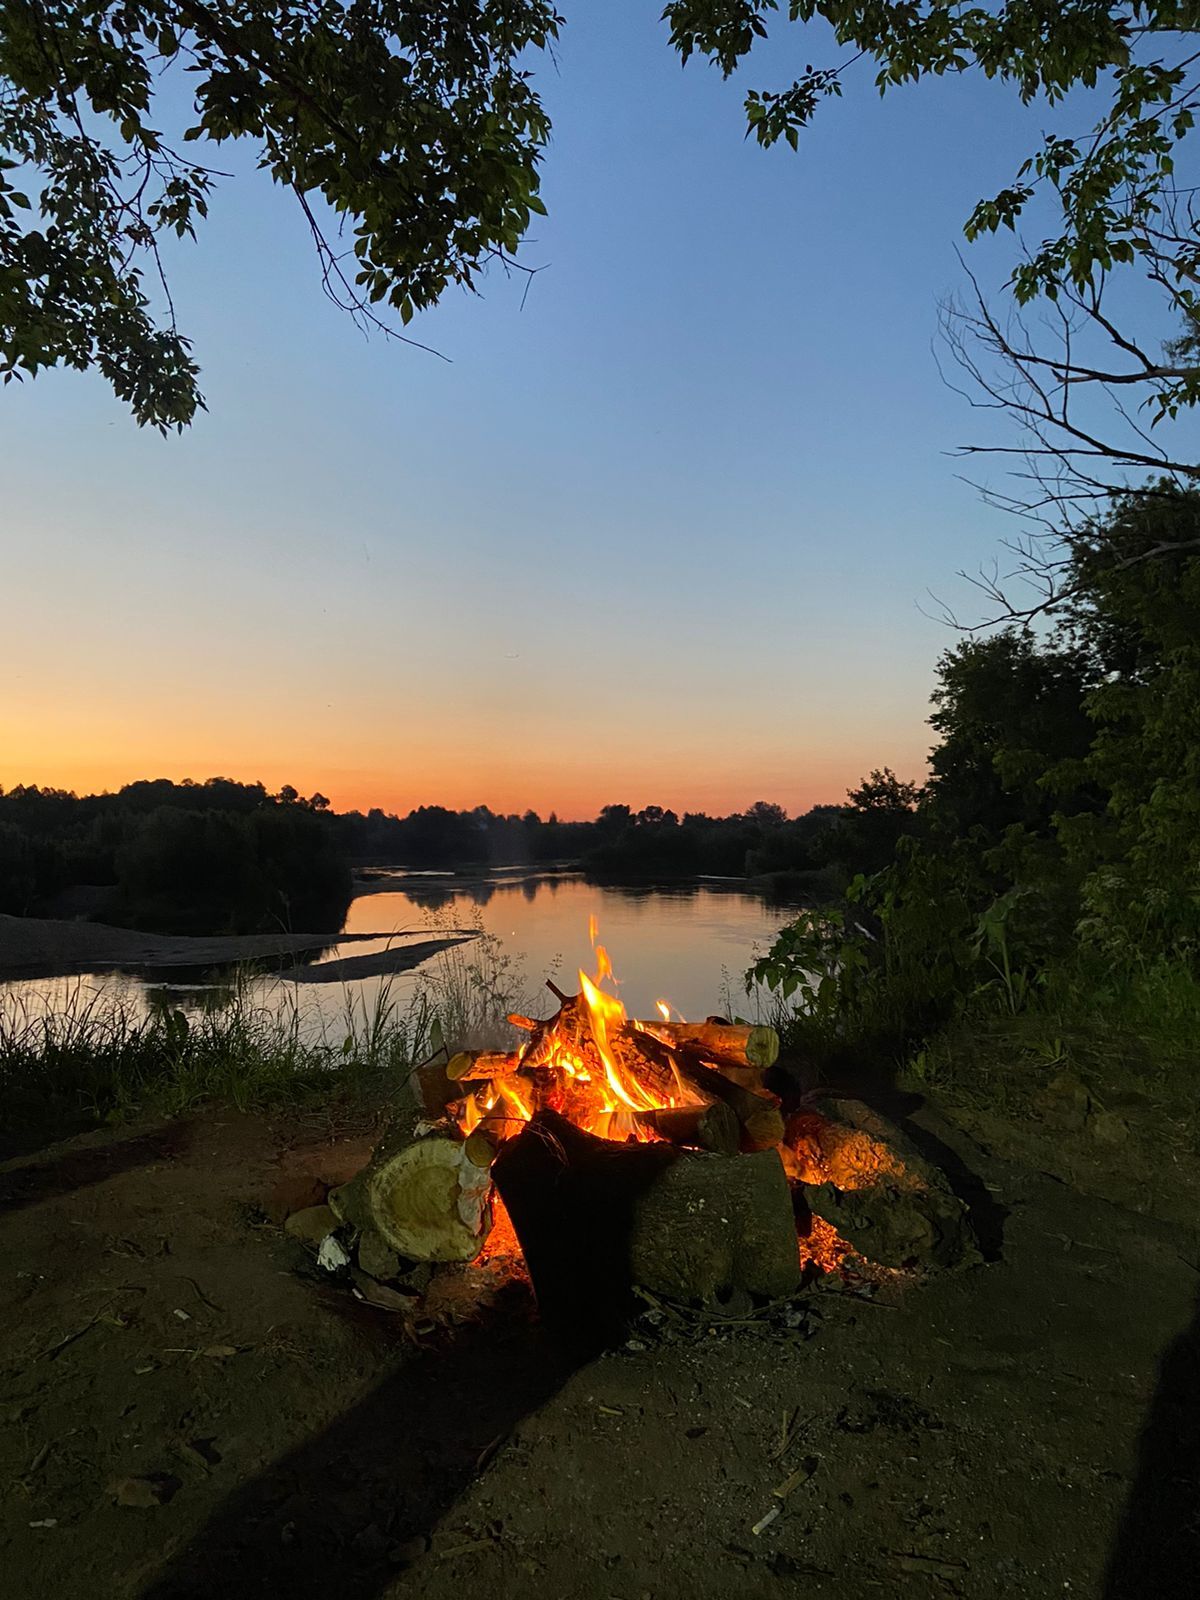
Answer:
[279,937,476,984]
[1,1096,1194,1600]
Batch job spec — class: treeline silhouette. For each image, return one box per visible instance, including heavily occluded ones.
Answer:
[0,779,349,933]
[0,780,915,933]
[332,794,905,890]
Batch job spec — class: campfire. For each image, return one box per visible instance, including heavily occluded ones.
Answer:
[449,921,785,1159]
[325,924,978,1338]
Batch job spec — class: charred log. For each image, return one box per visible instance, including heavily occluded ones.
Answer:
[491,1110,799,1343]
[633,1099,740,1154]
[668,1053,783,1152]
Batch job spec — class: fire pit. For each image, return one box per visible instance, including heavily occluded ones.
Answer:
[325,926,977,1340]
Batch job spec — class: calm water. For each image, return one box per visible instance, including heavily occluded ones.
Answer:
[2,873,799,1036]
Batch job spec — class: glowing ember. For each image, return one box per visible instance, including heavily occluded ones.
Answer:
[474,1194,525,1269]
[781,1110,914,1191]
[799,1214,857,1274]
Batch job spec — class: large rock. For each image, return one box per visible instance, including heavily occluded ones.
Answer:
[784,1096,978,1271]
[357,1229,402,1282]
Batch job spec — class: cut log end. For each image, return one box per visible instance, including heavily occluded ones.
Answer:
[330,1127,493,1263]
[446,1049,524,1083]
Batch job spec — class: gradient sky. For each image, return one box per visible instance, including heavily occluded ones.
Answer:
[0,4,1130,818]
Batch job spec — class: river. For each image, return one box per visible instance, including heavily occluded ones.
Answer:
[1,871,800,1037]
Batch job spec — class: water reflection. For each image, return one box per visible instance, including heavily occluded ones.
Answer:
[1,873,800,1037]
[334,872,799,1023]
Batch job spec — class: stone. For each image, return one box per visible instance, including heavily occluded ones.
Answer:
[266,1173,328,1225]
[805,1179,974,1272]
[110,1474,179,1508]
[357,1229,401,1282]
[284,1204,338,1244]
[350,1269,417,1312]
[1032,1073,1090,1131]
[788,1095,979,1272]
[1088,1109,1129,1145]
[398,1262,434,1295]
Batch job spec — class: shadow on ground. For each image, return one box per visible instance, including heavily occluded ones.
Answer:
[142,1294,582,1600]
[0,1122,193,1208]
[1104,1282,1200,1600]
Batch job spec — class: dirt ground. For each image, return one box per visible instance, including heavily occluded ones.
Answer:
[2,1096,1196,1600]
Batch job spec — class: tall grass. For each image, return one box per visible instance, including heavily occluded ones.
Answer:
[0,920,535,1146]
[0,972,426,1144]
[903,953,1200,1115]
[409,919,533,1050]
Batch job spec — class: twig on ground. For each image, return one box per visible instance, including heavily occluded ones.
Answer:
[37,1307,109,1361]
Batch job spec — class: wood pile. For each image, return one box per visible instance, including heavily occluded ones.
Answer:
[445,995,785,1155]
[282,987,981,1339]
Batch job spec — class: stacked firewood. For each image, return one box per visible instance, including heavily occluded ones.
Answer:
[322,988,979,1338]
[328,990,788,1283]
[445,997,785,1159]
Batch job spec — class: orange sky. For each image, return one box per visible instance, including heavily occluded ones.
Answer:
[0,732,932,821]
[0,639,932,819]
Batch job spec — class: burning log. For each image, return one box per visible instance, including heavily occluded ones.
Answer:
[446,1049,523,1082]
[633,1098,740,1155]
[623,1028,784,1152]
[638,1019,780,1072]
[521,988,594,1071]
[491,1110,800,1340]
[678,1057,784,1152]
[328,1119,493,1263]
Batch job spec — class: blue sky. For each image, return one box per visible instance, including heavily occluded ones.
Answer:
[0,3,1134,815]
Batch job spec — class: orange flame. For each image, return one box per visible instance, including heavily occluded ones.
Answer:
[498,1077,534,1122]
[578,969,659,1114]
[448,920,692,1151]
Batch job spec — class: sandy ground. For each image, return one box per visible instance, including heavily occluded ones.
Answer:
[277,937,476,985]
[1,1096,1196,1600]
[0,915,468,982]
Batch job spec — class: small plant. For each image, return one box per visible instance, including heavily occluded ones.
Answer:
[970,888,1042,1016]
[747,906,870,1022]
